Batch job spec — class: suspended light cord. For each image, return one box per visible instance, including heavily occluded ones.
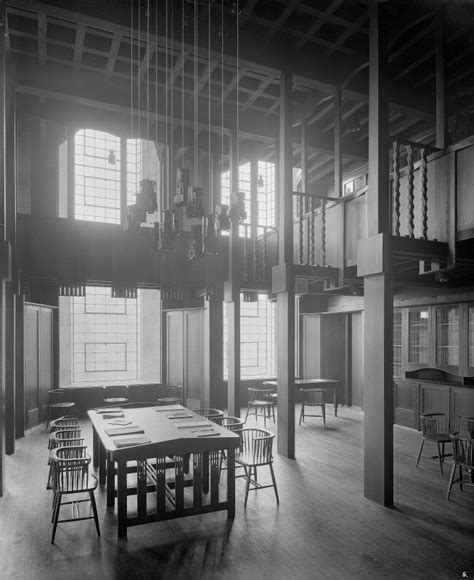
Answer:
[165,0,169,197]
[221,0,224,172]
[194,0,199,185]
[236,0,239,174]
[146,0,150,173]
[130,0,134,143]
[137,1,141,146]
[181,0,185,163]
[155,0,158,151]
[208,0,212,210]
[170,0,174,182]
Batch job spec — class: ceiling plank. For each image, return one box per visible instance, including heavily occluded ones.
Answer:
[37,12,47,66]
[297,0,343,50]
[72,22,85,72]
[243,75,275,110]
[264,0,300,43]
[139,46,155,81]
[193,60,218,99]
[326,11,369,57]
[104,32,122,80]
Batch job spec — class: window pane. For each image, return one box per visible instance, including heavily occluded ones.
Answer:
[436,306,459,366]
[408,309,429,363]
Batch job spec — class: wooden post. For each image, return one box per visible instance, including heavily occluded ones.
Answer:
[4,285,14,455]
[333,86,345,288]
[15,292,24,439]
[357,2,394,507]
[225,129,241,417]
[203,297,223,408]
[273,72,295,459]
[0,0,6,494]
[435,5,447,150]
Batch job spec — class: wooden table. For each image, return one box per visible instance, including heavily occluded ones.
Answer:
[88,405,240,538]
[263,378,340,416]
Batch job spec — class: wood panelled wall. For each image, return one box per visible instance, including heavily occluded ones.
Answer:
[24,303,54,428]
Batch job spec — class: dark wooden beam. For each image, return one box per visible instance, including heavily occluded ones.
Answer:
[203,298,223,409]
[274,72,295,459]
[435,5,447,149]
[225,129,241,417]
[360,2,393,507]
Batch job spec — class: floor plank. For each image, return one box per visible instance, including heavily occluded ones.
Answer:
[0,406,473,580]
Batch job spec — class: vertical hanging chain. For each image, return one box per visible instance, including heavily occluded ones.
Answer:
[310,196,315,266]
[421,147,428,240]
[407,144,415,238]
[299,194,304,265]
[321,199,326,266]
[392,140,400,236]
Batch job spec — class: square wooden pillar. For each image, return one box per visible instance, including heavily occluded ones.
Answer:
[273,72,295,459]
[357,2,394,507]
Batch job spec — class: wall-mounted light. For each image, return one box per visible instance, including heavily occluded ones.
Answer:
[257,175,265,187]
[108,149,116,165]
[351,112,361,134]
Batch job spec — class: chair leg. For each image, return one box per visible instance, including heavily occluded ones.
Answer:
[90,491,101,537]
[245,406,250,423]
[299,403,304,426]
[244,467,252,507]
[415,438,425,468]
[436,441,444,475]
[322,404,326,428]
[446,463,456,500]
[269,464,279,504]
[51,493,62,543]
[263,406,267,428]
[459,465,463,492]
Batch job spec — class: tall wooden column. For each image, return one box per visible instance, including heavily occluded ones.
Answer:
[0,0,6,496]
[357,2,393,506]
[225,129,241,417]
[15,292,24,439]
[273,72,295,459]
[203,297,223,409]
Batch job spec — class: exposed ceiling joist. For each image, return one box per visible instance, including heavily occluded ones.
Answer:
[72,22,85,72]
[297,0,343,50]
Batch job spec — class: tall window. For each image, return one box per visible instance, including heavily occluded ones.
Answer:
[75,129,121,223]
[71,286,140,383]
[220,160,276,233]
[393,310,402,378]
[74,129,159,224]
[223,294,275,379]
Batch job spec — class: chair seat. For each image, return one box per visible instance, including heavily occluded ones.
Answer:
[57,473,98,494]
[236,453,271,467]
[157,397,181,405]
[249,400,273,407]
[49,402,74,409]
[104,397,128,404]
[426,433,451,443]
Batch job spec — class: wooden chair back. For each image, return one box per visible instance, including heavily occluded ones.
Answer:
[194,408,224,423]
[247,388,274,404]
[239,428,274,464]
[420,413,450,439]
[221,416,245,433]
[301,388,325,406]
[51,446,92,493]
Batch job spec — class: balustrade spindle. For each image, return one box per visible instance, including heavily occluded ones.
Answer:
[421,147,428,240]
[299,194,304,265]
[407,144,415,238]
[321,199,326,267]
[392,141,400,236]
[310,197,315,266]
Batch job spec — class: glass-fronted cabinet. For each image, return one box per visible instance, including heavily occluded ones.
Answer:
[436,306,459,367]
[408,308,430,364]
[393,309,403,377]
[469,305,474,368]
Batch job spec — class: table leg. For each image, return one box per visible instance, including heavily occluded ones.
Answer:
[106,455,115,508]
[227,447,235,518]
[92,428,99,469]
[117,460,128,538]
[98,440,106,487]
[334,388,338,417]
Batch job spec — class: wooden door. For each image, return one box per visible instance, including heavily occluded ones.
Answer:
[351,312,365,408]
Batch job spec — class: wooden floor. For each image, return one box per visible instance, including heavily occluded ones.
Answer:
[1,405,473,580]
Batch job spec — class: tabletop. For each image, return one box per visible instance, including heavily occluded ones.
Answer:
[88,405,240,461]
[263,378,340,387]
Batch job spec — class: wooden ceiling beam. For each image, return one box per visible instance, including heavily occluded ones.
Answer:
[193,60,218,99]
[37,12,47,66]
[297,0,343,50]
[264,0,300,43]
[72,22,85,72]
[326,11,369,57]
[104,33,122,81]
